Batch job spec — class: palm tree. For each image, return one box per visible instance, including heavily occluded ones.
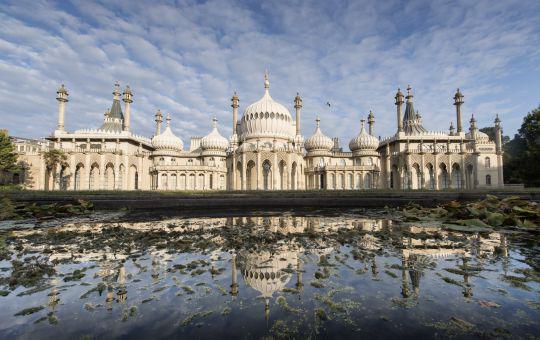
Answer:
[41,149,68,190]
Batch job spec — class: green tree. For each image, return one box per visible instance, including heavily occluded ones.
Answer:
[41,149,68,190]
[0,130,18,173]
[503,105,540,186]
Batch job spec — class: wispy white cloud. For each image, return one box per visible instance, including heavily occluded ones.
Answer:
[0,0,539,145]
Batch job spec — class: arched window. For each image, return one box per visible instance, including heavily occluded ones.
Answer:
[485,157,491,168]
[486,174,492,186]
[159,157,165,165]
[161,173,168,190]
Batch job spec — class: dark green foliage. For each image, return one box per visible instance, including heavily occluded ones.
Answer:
[501,105,540,186]
[0,130,19,175]
[41,149,68,171]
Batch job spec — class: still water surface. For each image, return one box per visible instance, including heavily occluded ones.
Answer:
[0,210,539,339]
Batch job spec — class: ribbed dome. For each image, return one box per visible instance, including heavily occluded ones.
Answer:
[239,250,296,298]
[151,115,183,151]
[305,118,333,151]
[349,120,378,151]
[239,73,295,141]
[201,118,228,151]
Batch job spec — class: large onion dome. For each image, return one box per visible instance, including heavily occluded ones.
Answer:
[305,117,333,152]
[349,120,378,151]
[201,118,228,151]
[151,114,183,151]
[239,73,295,141]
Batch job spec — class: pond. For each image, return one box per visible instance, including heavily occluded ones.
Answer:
[0,209,539,339]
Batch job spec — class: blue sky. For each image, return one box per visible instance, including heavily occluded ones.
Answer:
[1,0,539,145]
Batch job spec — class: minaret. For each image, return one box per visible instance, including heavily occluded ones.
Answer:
[367,110,375,135]
[155,109,163,136]
[56,84,69,132]
[395,88,404,133]
[469,114,477,140]
[230,253,238,297]
[454,88,464,134]
[231,91,239,135]
[494,114,502,151]
[294,92,302,135]
[494,114,504,186]
[122,85,133,132]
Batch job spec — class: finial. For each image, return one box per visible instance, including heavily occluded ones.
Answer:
[360,119,365,129]
[113,81,121,98]
[212,116,218,128]
[264,70,269,89]
[495,114,501,124]
[166,113,171,127]
[407,85,412,96]
[155,109,163,119]
[315,116,320,128]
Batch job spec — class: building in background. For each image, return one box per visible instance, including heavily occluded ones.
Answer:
[15,74,503,191]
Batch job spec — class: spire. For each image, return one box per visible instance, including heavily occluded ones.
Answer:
[264,70,270,90]
[212,116,218,129]
[113,81,121,100]
[402,85,427,135]
[360,119,365,131]
[406,85,413,103]
[166,113,171,128]
[315,116,320,128]
[100,82,124,132]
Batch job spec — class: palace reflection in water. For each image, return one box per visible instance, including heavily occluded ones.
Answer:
[1,212,534,339]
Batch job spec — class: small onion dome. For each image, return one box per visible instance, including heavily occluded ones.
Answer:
[201,117,228,151]
[349,120,378,151]
[305,117,333,151]
[151,114,183,151]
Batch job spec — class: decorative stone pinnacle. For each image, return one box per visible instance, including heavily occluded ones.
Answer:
[166,113,171,127]
[316,116,320,127]
[264,70,270,89]
[213,116,218,128]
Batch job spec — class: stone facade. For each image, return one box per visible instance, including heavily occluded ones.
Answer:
[15,75,503,191]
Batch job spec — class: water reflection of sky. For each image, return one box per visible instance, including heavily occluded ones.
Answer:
[0,213,538,338]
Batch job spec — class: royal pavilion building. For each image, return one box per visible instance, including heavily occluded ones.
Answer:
[13,73,504,191]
